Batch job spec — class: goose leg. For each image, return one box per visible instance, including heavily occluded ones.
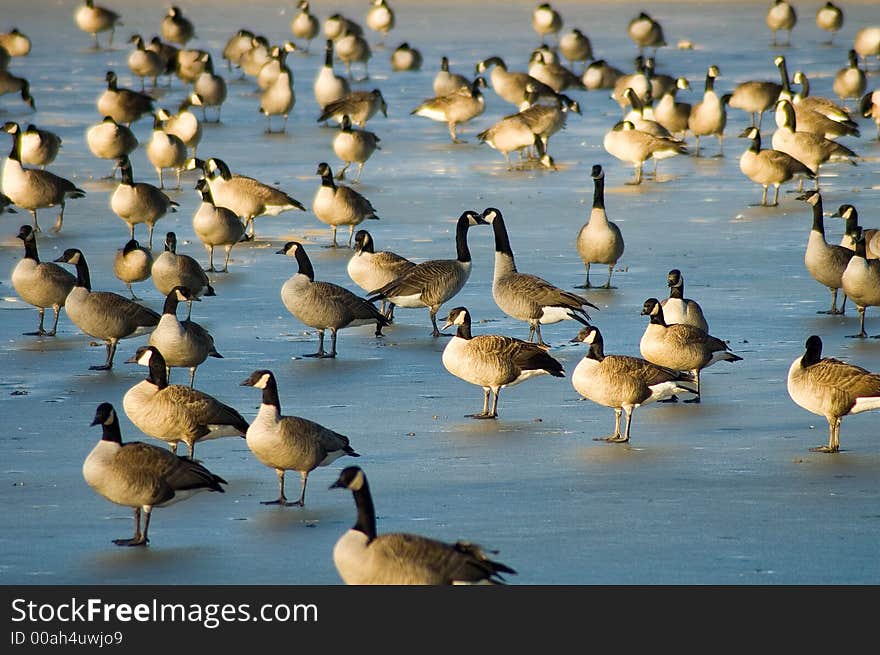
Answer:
[574,263,592,289]
[157,168,164,189]
[819,287,844,315]
[760,185,769,206]
[595,408,626,442]
[354,162,365,184]
[329,225,339,248]
[717,134,724,157]
[694,135,701,158]
[29,209,40,232]
[147,224,155,250]
[51,203,65,233]
[810,416,841,453]
[48,306,62,336]
[261,469,290,505]
[189,367,196,388]
[289,471,309,507]
[222,246,233,273]
[629,163,643,185]
[430,307,442,337]
[531,322,547,346]
[683,369,702,403]
[603,264,615,289]
[24,308,46,336]
[348,225,355,248]
[466,387,492,418]
[327,329,338,358]
[90,340,117,370]
[449,122,464,144]
[114,507,147,546]
[335,162,350,180]
[846,306,868,338]
[304,329,327,357]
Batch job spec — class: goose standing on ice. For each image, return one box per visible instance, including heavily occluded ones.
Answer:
[111,155,178,249]
[12,224,75,336]
[660,269,709,331]
[799,190,852,316]
[113,238,153,301]
[346,229,414,319]
[191,177,246,273]
[575,164,624,290]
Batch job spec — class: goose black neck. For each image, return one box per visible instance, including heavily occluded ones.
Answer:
[101,416,123,444]
[843,212,858,236]
[490,214,513,258]
[22,234,38,261]
[73,255,91,291]
[748,132,761,153]
[146,352,169,389]
[320,170,336,190]
[649,307,668,327]
[455,216,475,263]
[592,174,605,210]
[119,160,134,185]
[7,129,20,162]
[351,479,378,542]
[108,76,118,91]
[162,292,181,316]
[324,41,334,67]
[360,235,375,254]
[854,234,867,259]
[669,283,684,300]
[704,72,715,92]
[260,375,282,411]
[456,318,473,340]
[588,340,604,361]
[294,246,315,281]
[810,197,825,235]
[801,337,822,368]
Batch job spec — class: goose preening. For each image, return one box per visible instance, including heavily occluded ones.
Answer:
[113,238,153,301]
[278,241,390,358]
[2,122,85,233]
[151,231,215,318]
[571,325,695,443]
[84,403,226,547]
[441,306,565,419]
[86,116,138,178]
[240,369,359,507]
[411,76,487,144]
[582,59,623,91]
[433,56,471,97]
[111,155,178,249]
[738,126,814,207]
[815,2,843,45]
[788,335,880,453]
[19,124,62,169]
[97,71,155,127]
[639,298,741,403]
[313,162,380,247]
[798,190,853,316]
[191,177,246,273]
[291,1,319,52]
[391,42,422,72]
[766,0,797,47]
[627,11,666,56]
[533,3,562,45]
[347,229,415,319]
[559,28,592,71]
[603,120,687,185]
[124,346,248,459]
[660,269,709,331]
[367,210,486,337]
[484,207,597,345]
[314,39,351,111]
[317,89,387,128]
[12,224,75,336]
[575,164,624,289]
[527,48,585,94]
[332,114,381,183]
[688,65,729,157]
[75,1,122,49]
[53,248,160,370]
[331,466,516,585]
[840,227,880,338]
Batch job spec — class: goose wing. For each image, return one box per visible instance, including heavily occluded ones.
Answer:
[509,272,596,311]
[471,334,563,375]
[605,354,693,385]
[372,259,460,298]
[90,291,161,327]
[312,280,386,321]
[115,442,225,498]
[231,175,305,209]
[160,385,249,433]
[336,185,378,216]
[808,358,880,398]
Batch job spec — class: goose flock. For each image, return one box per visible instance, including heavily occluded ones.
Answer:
[3,1,880,586]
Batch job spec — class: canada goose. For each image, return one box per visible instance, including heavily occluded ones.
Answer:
[840,227,880,338]
[317,89,387,128]
[222,28,254,73]
[516,85,579,157]
[854,27,880,69]
[278,241,390,358]
[441,306,565,419]
[433,56,470,97]
[527,48,585,93]
[2,122,85,233]
[86,116,137,177]
[835,204,879,258]
[485,206,597,344]
[174,47,210,85]
[111,155,178,248]
[314,40,350,111]
[571,325,695,442]
[367,211,486,337]
[156,101,201,159]
[191,177,246,273]
[476,114,554,171]
[191,57,227,123]
[313,162,379,247]
[627,12,665,55]
[347,229,415,319]
[84,402,226,547]
[291,1,319,52]
[336,30,372,81]
[861,90,880,139]
[75,0,121,49]
[816,2,843,44]
[728,58,785,129]
[113,238,153,301]
[639,298,741,403]
[622,87,673,138]
[239,35,272,79]
[798,191,852,316]
[147,36,179,86]
[583,59,624,91]
[151,231,215,317]
[559,28,592,70]
[475,56,557,108]
[127,34,162,90]
[391,42,421,72]
[411,76,486,144]
[161,6,195,46]
[19,124,61,169]
[124,346,248,458]
[366,0,395,45]
[188,157,306,240]
[332,115,380,183]
[688,65,729,157]
[653,77,691,137]
[331,466,516,585]
[603,120,687,185]
[787,335,880,453]
[0,70,34,110]
[660,269,709,331]
[0,28,31,57]
[766,0,797,45]
[12,224,75,336]
[53,248,160,370]
[148,286,221,387]
[833,50,866,104]
[533,3,563,45]
[738,126,814,206]
[97,71,154,127]
[146,115,187,189]
[575,164,624,290]
[259,58,294,133]
[323,14,363,42]
[240,369,358,506]
[257,42,296,91]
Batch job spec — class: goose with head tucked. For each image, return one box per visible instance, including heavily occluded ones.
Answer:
[161,6,195,46]
[86,116,138,178]
[815,2,843,44]
[582,59,623,91]
[75,0,122,49]
[156,99,201,157]
[0,28,31,57]
[151,232,215,318]
[391,42,422,72]
[19,124,61,169]
[191,177,246,273]
[833,50,866,105]
[533,3,563,46]
[559,28,592,71]
[317,89,387,128]
[366,0,395,44]
[627,11,666,55]
[113,238,153,301]
[97,71,155,127]
[575,164,624,290]
[527,47,585,93]
[347,229,415,320]
[191,55,227,123]
[111,154,177,249]
[313,162,379,248]
[660,269,709,331]
[766,0,797,46]
[146,114,187,189]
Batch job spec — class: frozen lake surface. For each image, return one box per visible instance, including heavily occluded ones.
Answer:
[2,0,880,585]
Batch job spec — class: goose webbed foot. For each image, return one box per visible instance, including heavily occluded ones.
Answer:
[594,434,628,443]
[846,333,868,339]
[261,497,303,507]
[658,396,678,403]
[466,412,497,420]
[23,329,49,336]
[89,364,113,371]
[303,351,333,358]
[809,446,839,454]
[683,396,701,403]
[817,309,844,315]
[113,536,148,547]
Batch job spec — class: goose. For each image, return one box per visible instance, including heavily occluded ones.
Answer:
[737,126,814,207]
[323,14,363,42]
[239,36,272,79]
[151,231,215,317]
[366,0,395,45]
[0,28,32,57]
[516,85,580,157]
[148,286,221,387]
[816,2,843,44]
[840,227,880,338]
[113,238,153,301]
[97,71,154,127]
[191,55,227,123]
[559,28,592,71]
[241,369,359,507]
[367,211,487,337]
[527,48,585,93]
[111,155,178,249]
[256,42,297,90]
[124,346,248,458]
[156,100,201,157]
[336,30,372,81]
[174,47,211,86]
[835,204,878,257]
[860,90,880,139]
[53,248,160,370]
[603,120,687,185]
[84,402,226,547]
[571,325,695,443]
[639,298,741,403]
[146,114,187,189]
[222,28,255,73]
[475,56,557,108]
[727,56,785,129]
[147,36,179,86]
[2,122,85,233]
[75,0,121,49]
[259,58,295,133]
[314,39,350,111]
[533,3,563,45]
[317,89,387,128]
[127,34,162,91]
[790,71,853,128]
[313,162,380,247]
[161,6,195,46]
[433,56,470,97]
[291,1,319,52]
[19,124,61,169]
[583,59,624,91]
[0,70,35,110]
[653,77,691,137]
[622,87,674,138]
[766,0,797,46]
[476,115,555,171]
[347,229,415,319]
[441,306,565,419]
[332,114,381,182]
[188,157,306,240]
[85,116,138,178]
[331,466,516,585]
[660,269,709,331]
[191,177,246,273]
[627,11,666,55]
[833,50,867,104]
[391,42,422,72]
[688,65,729,157]
[278,241,390,358]
[575,164,624,290]
[411,76,486,144]
[798,191,852,316]
[854,27,880,69]
[11,224,75,336]
[787,335,880,453]
[484,207,597,345]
